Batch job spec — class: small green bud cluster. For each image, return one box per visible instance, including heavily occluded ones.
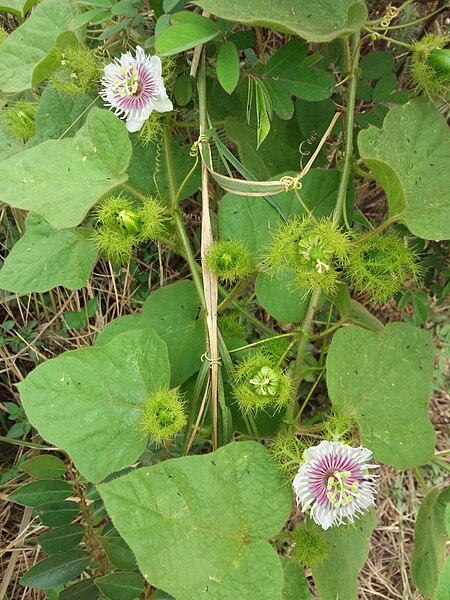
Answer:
[4,101,38,141]
[232,353,292,413]
[321,412,358,445]
[271,432,310,481]
[291,524,330,567]
[263,217,351,295]
[218,313,247,340]
[347,232,421,304]
[140,388,186,446]
[410,34,450,98]
[92,194,170,263]
[206,239,256,283]
[51,44,100,95]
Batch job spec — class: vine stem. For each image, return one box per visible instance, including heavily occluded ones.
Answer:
[285,288,321,426]
[333,32,360,228]
[198,49,219,450]
[354,215,399,244]
[162,125,206,309]
[363,27,413,49]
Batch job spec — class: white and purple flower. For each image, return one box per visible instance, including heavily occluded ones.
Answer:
[100,46,173,133]
[293,440,378,530]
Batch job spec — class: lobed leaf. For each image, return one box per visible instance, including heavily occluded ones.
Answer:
[411,486,450,598]
[326,322,435,468]
[358,98,450,240]
[310,510,378,600]
[195,0,367,42]
[0,108,131,230]
[0,213,98,294]
[19,329,171,482]
[0,0,78,93]
[98,441,292,600]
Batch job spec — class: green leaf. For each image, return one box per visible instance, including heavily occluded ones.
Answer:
[20,549,91,589]
[264,80,294,120]
[218,169,342,253]
[280,557,314,600]
[265,40,308,76]
[20,455,67,479]
[125,135,199,202]
[195,0,367,42]
[436,557,450,600]
[0,0,78,93]
[100,535,137,570]
[0,108,132,230]
[276,68,334,101]
[411,487,450,598]
[358,98,450,240]
[0,0,39,17]
[59,579,100,600]
[18,329,171,482]
[310,510,377,600]
[98,442,291,600]
[10,479,73,507]
[360,51,395,80]
[34,501,80,527]
[37,524,85,554]
[255,272,309,324]
[225,113,303,180]
[96,281,205,387]
[0,214,98,294]
[173,74,193,106]
[217,41,240,94]
[95,572,145,600]
[155,11,219,55]
[326,323,435,468]
[30,87,95,145]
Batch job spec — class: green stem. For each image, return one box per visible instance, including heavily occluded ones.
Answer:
[333,32,360,228]
[413,467,429,494]
[217,277,252,313]
[162,125,206,307]
[285,288,321,425]
[430,456,450,473]
[121,182,148,202]
[227,332,297,354]
[363,27,413,49]
[295,366,326,422]
[173,210,205,309]
[354,215,398,244]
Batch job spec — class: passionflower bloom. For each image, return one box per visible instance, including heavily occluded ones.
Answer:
[100,46,173,132]
[293,441,378,530]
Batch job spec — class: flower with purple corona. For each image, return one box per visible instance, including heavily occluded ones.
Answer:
[100,46,173,133]
[293,440,378,530]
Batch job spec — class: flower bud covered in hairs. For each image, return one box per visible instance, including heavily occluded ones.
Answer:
[291,524,330,567]
[140,388,186,447]
[4,101,38,141]
[263,217,351,295]
[346,231,421,304]
[91,195,140,263]
[51,43,100,95]
[136,196,171,243]
[410,34,450,99]
[232,353,292,413]
[206,239,256,283]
